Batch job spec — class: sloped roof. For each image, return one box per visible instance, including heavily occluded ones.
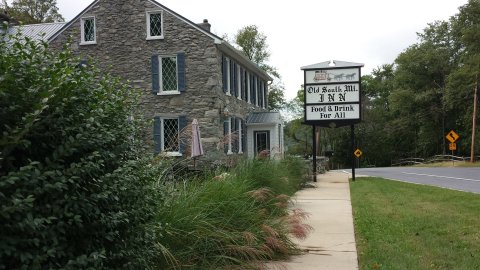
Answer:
[301,60,364,70]
[8,22,66,41]
[247,112,282,125]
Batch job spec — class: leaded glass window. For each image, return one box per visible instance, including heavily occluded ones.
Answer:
[163,118,179,152]
[147,11,163,39]
[81,17,95,43]
[161,56,177,91]
[150,13,162,36]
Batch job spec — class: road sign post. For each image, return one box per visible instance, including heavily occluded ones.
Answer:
[302,60,364,182]
[446,130,459,166]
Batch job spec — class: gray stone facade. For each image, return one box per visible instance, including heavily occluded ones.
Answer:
[48,0,271,163]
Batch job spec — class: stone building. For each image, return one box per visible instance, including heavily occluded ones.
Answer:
[16,0,285,163]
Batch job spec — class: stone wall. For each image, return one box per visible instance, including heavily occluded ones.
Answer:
[48,0,266,161]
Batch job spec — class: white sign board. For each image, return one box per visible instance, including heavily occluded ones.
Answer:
[305,68,360,84]
[306,104,360,121]
[302,61,363,126]
[305,83,359,104]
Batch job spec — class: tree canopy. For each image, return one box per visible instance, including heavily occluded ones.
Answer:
[1,0,64,24]
[284,0,480,166]
[234,25,285,110]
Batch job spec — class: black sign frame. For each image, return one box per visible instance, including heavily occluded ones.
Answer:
[303,65,363,128]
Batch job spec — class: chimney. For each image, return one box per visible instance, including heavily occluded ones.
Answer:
[197,19,211,32]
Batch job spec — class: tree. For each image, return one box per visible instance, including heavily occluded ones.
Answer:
[234,25,285,109]
[2,0,64,24]
[268,82,286,111]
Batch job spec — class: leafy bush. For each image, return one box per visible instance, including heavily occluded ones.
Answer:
[0,32,163,269]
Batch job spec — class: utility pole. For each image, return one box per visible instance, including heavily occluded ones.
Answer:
[471,76,478,163]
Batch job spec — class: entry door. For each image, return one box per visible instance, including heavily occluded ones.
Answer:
[254,131,270,156]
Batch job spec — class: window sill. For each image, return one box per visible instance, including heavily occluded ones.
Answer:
[146,36,164,40]
[157,91,181,96]
[80,41,97,45]
[163,152,182,157]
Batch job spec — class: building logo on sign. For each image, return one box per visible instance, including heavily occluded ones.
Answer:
[314,70,328,82]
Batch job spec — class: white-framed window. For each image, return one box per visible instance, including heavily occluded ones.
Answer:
[161,118,180,154]
[153,116,187,156]
[146,11,164,40]
[152,53,185,95]
[80,17,96,45]
[159,56,178,93]
[224,118,233,154]
[226,58,231,95]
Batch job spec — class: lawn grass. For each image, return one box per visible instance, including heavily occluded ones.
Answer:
[350,177,480,270]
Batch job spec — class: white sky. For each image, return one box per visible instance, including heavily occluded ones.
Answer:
[53,0,468,100]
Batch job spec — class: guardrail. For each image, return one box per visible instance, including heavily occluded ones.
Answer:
[392,155,480,166]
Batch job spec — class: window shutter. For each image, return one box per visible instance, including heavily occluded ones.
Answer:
[153,116,161,154]
[178,116,187,153]
[250,74,255,105]
[151,55,159,94]
[264,82,268,109]
[222,56,227,93]
[242,119,246,155]
[223,120,229,154]
[252,76,257,104]
[233,63,238,98]
[230,59,234,93]
[260,81,264,108]
[177,53,186,92]
[231,117,236,153]
[240,67,244,99]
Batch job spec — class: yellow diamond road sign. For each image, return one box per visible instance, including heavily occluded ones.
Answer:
[354,149,362,158]
[446,130,459,143]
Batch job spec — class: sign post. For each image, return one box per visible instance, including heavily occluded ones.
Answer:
[301,60,364,181]
[445,130,460,166]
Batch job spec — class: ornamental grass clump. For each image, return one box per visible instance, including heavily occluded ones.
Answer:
[154,157,311,269]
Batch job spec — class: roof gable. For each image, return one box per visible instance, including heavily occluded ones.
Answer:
[48,0,223,43]
[301,60,364,70]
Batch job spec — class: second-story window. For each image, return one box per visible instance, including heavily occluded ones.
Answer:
[160,56,178,91]
[147,11,163,39]
[81,17,96,44]
[151,53,186,95]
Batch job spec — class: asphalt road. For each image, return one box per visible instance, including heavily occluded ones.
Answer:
[346,166,480,194]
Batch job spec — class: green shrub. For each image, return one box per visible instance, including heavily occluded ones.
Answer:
[0,33,162,269]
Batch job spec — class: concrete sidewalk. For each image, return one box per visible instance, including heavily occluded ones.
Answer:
[269,171,358,270]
